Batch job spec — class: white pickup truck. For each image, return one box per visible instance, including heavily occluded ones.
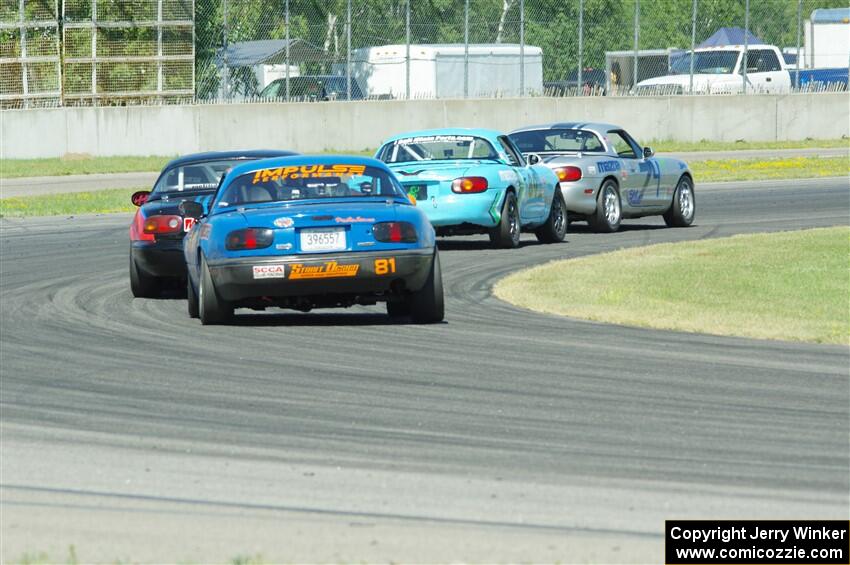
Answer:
[635,44,792,95]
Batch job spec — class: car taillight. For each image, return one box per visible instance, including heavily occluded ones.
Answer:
[143,214,183,235]
[130,211,155,242]
[554,166,582,182]
[451,176,488,193]
[373,222,417,243]
[225,228,274,250]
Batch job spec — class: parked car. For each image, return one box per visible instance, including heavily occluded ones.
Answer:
[129,150,296,298]
[180,155,443,324]
[509,123,695,232]
[544,68,607,96]
[375,128,566,248]
[259,75,365,101]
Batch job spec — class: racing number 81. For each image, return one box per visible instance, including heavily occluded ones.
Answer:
[374,258,396,275]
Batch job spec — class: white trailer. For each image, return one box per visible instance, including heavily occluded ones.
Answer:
[804,7,850,69]
[340,43,543,99]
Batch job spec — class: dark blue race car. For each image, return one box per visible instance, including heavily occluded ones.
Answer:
[129,150,296,297]
[180,155,444,325]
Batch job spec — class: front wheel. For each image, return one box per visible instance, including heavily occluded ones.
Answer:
[408,251,445,324]
[198,255,233,325]
[534,188,567,244]
[129,251,161,298]
[489,191,521,248]
[588,180,622,233]
[663,176,696,227]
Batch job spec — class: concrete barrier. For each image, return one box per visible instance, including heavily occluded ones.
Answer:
[2,93,847,159]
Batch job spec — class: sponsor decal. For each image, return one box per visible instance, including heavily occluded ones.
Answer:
[587,165,597,174]
[252,164,366,184]
[395,135,474,144]
[274,216,294,228]
[199,224,211,240]
[626,189,643,205]
[597,160,621,173]
[183,217,196,232]
[499,170,518,182]
[335,216,375,224]
[289,261,360,280]
[253,265,286,279]
[275,243,293,250]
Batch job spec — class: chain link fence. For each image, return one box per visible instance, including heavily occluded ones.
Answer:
[2,0,847,108]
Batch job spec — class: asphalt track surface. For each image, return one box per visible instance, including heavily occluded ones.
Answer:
[1,177,848,562]
[2,146,847,198]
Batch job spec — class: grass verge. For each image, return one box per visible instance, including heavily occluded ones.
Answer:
[0,188,138,217]
[689,156,849,182]
[0,149,376,179]
[1,141,847,179]
[651,137,849,152]
[494,227,850,345]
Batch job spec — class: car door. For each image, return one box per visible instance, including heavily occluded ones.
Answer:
[496,136,540,222]
[742,49,786,94]
[606,130,659,211]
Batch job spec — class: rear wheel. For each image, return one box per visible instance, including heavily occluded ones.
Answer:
[198,255,233,325]
[588,180,621,233]
[386,300,411,318]
[129,251,161,298]
[489,191,521,248]
[663,176,696,227]
[534,188,567,243]
[186,274,199,319]
[409,251,445,324]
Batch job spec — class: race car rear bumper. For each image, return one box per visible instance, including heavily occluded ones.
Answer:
[131,239,186,278]
[560,180,599,215]
[207,248,435,302]
[416,189,504,228]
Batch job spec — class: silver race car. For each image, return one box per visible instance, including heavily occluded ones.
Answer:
[509,123,695,232]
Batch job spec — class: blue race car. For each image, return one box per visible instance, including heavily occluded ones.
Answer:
[180,155,443,325]
[375,128,567,248]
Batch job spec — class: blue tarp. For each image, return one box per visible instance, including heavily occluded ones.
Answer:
[698,27,763,48]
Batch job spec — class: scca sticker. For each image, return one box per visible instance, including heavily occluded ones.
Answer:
[289,261,359,280]
[252,164,366,184]
[252,265,286,279]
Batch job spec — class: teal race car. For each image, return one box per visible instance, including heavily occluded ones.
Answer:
[375,128,567,248]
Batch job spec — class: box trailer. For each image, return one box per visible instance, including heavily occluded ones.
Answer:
[340,43,543,99]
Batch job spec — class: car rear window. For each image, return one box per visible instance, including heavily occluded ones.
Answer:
[509,129,605,153]
[154,159,248,194]
[378,135,499,163]
[215,163,406,208]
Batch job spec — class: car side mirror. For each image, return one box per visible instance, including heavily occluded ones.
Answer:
[131,190,150,206]
[526,153,541,166]
[178,200,205,219]
[643,146,654,158]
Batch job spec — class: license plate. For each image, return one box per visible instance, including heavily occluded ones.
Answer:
[406,185,428,200]
[300,227,346,252]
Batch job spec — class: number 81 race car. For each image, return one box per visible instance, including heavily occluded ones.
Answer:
[180,156,444,325]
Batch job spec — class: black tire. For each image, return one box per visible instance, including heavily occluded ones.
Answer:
[409,251,445,324]
[386,300,411,318]
[198,255,233,325]
[489,191,521,248]
[534,188,567,243]
[129,251,160,298]
[663,175,696,227]
[186,273,199,319]
[588,180,622,233]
